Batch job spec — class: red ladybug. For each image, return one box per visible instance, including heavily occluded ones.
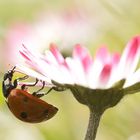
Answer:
[2,67,58,123]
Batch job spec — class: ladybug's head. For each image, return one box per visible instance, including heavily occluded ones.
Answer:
[4,66,16,81]
[2,66,16,98]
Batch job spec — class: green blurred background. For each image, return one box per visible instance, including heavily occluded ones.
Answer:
[0,0,140,140]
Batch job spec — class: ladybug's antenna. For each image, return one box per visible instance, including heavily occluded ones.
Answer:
[11,66,16,72]
[8,64,16,71]
[8,66,16,75]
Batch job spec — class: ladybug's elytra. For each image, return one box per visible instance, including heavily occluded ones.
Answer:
[2,67,58,123]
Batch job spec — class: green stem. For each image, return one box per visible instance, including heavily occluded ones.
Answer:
[84,108,103,140]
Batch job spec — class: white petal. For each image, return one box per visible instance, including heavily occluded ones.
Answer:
[87,59,103,88]
[16,64,51,83]
[46,64,72,84]
[65,57,87,86]
[58,65,74,84]
[113,37,140,82]
[124,68,140,87]
[44,50,58,65]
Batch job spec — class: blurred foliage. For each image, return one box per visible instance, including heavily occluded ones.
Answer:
[0,1,47,31]
[0,0,140,140]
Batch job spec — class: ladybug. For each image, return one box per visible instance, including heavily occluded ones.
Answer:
[2,66,58,123]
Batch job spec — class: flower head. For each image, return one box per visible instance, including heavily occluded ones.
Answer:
[17,36,140,88]
[17,36,140,111]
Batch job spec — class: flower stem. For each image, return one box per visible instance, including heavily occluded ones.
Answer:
[84,108,103,140]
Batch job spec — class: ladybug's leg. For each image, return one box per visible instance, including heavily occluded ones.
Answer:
[32,81,45,98]
[32,81,67,98]
[13,75,29,88]
[21,78,39,90]
[35,86,66,98]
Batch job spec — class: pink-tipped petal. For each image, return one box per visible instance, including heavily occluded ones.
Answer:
[126,37,140,61]
[73,44,93,72]
[108,36,140,86]
[87,47,111,88]
[82,55,93,72]
[115,36,140,81]
[20,45,56,79]
[111,53,120,66]
[107,53,121,87]
[44,50,59,65]
[50,43,65,64]
[73,44,89,59]
[19,51,31,61]
[98,64,112,88]
[95,46,110,64]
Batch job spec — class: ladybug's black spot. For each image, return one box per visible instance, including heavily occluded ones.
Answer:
[20,112,28,119]
[44,109,49,115]
[23,97,28,102]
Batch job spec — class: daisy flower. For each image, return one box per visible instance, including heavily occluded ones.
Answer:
[16,36,140,140]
